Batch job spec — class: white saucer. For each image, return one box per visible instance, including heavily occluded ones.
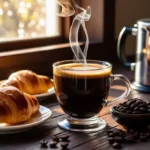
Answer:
[34,87,55,101]
[0,105,52,134]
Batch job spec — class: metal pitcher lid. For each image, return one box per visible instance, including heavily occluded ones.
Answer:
[137,19,150,26]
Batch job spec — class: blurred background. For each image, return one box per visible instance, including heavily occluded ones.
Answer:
[0,0,59,39]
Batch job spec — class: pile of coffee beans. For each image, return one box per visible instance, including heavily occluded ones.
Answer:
[107,98,150,148]
[107,128,150,149]
[114,98,150,114]
[40,134,70,149]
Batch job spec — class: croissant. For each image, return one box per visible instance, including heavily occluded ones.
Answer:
[1,70,53,95]
[0,86,39,124]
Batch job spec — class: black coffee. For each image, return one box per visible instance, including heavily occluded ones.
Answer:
[54,63,112,118]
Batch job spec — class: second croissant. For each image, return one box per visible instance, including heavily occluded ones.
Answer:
[1,70,54,95]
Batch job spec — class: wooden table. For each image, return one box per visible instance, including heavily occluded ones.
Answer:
[0,63,150,150]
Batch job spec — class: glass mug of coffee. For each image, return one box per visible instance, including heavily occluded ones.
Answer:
[53,60,130,132]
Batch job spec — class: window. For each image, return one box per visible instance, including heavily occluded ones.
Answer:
[0,0,60,40]
[0,0,65,51]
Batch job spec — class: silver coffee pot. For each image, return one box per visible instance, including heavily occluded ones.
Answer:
[118,19,150,92]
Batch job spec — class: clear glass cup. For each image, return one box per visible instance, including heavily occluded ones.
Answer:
[53,60,130,132]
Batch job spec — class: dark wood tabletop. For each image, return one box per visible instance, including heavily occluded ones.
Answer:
[0,63,150,150]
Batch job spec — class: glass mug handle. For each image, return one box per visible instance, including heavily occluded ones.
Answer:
[106,74,131,105]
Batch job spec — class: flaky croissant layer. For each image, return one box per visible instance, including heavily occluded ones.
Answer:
[1,70,53,95]
[0,86,39,124]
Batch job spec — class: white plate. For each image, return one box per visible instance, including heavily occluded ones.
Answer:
[0,105,52,134]
[34,87,55,101]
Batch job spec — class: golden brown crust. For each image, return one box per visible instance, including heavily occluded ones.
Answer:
[0,86,39,124]
[1,70,54,95]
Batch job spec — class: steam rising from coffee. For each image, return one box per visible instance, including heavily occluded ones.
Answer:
[56,0,91,64]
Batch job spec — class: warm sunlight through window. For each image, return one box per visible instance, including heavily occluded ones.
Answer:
[0,0,60,40]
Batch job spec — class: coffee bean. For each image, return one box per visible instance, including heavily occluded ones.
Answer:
[132,132,139,140]
[126,101,135,106]
[134,107,140,111]
[140,107,148,113]
[125,135,134,142]
[148,109,150,113]
[114,136,124,142]
[52,135,59,142]
[108,137,115,144]
[132,111,142,114]
[146,132,150,137]
[123,106,129,109]
[59,134,70,141]
[122,107,129,112]
[140,132,146,136]
[108,132,116,137]
[112,142,122,149]
[113,131,120,136]
[119,109,125,113]
[40,140,48,147]
[117,107,122,111]
[118,131,126,137]
[126,110,132,114]
[135,101,141,106]
[49,141,57,148]
[139,103,147,108]
[60,142,69,149]
[107,130,113,134]
[127,129,134,134]
[140,136,148,141]
[130,103,137,108]
[141,101,147,105]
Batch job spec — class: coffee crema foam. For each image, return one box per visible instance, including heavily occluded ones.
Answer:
[54,63,112,78]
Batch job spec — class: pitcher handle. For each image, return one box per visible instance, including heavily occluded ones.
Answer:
[117,26,137,71]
